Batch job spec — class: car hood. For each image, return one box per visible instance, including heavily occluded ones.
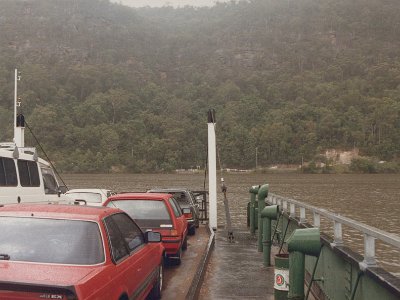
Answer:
[0,261,105,286]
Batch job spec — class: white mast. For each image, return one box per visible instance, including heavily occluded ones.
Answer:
[208,109,217,230]
[14,69,24,148]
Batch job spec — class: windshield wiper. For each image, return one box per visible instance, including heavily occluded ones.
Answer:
[0,254,10,260]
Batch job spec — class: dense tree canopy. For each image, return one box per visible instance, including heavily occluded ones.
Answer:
[0,0,399,172]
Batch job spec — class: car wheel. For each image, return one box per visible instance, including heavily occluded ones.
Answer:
[182,235,188,251]
[188,225,196,236]
[174,247,182,265]
[147,264,163,299]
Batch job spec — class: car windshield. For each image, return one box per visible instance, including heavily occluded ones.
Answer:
[66,192,102,203]
[108,200,172,229]
[0,217,104,265]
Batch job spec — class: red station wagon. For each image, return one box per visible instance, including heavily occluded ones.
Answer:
[104,193,188,264]
[0,204,164,300]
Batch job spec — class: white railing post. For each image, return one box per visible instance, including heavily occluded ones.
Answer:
[290,203,296,218]
[362,234,377,268]
[332,221,343,246]
[283,200,288,212]
[313,212,320,228]
[300,207,306,223]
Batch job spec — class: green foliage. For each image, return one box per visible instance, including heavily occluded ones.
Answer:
[375,161,400,173]
[302,161,319,174]
[350,158,400,174]
[0,0,399,172]
[349,158,377,174]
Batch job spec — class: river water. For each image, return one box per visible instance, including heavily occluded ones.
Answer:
[62,172,400,276]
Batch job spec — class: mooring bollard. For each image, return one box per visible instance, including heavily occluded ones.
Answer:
[257,184,269,252]
[287,228,321,300]
[260,205,279,266]
[274,253,289,299]
[249,185,260,234]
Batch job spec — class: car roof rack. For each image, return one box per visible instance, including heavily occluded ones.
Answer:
[0,142,37,159]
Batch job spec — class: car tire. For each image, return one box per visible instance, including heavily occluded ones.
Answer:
[188,225,196,236]
[174,247,182,265]
[182,235,188,251]
[148,264,163,300]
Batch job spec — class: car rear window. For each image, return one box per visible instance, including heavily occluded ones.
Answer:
[0,216,104,265]
[172,192,187,202]
[66,192,102,203]
[107,200,172,229]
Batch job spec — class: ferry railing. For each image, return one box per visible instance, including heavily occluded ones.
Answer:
[192,190,208,223]
[267,193,400,269]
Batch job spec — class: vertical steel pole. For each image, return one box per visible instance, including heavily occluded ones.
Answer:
[255,147,258,170]
[261,205,279,266]
[207,109,217,230]
[250,192,256,234]
[14,69,24,148]
[14,69,17,143]
[249,185,259,234]
[262,217,271,266]
[257,184,269,252]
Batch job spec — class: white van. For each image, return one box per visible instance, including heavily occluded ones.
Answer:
[0,143,66,204]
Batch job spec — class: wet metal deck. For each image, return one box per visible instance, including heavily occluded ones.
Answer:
[199,228,275,300]
[163,225,210,299]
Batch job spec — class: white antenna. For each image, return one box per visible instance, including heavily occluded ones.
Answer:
[14,69,24,147]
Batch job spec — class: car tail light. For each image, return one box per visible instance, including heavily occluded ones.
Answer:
[169,229,178,236]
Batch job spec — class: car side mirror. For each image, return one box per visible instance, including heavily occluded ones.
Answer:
[182,208,191,214]
[145,231,162,243]
[58,186,68,197]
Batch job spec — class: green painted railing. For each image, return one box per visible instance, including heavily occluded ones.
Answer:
[266,193,400,300]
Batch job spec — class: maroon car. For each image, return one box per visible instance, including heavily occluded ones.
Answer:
[104,193,189,264]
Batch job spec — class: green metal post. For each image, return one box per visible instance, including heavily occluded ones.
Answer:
[257,184,269,252]
[249,185,259,234]
[289,251,305,300]
[287,228,321,300]
[262,215,271,266]
[261,205,279,266]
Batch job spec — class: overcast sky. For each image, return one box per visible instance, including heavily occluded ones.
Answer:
[110,0,231,8]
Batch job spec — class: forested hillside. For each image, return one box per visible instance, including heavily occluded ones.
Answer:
[0,0,399,172]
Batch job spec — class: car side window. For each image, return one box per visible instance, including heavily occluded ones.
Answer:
[41,168,59,194]
[169,198,182,217]
[104,216,129,263]
[112,213,144,252]
[0,157,17,186]
[17,160,40,187]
